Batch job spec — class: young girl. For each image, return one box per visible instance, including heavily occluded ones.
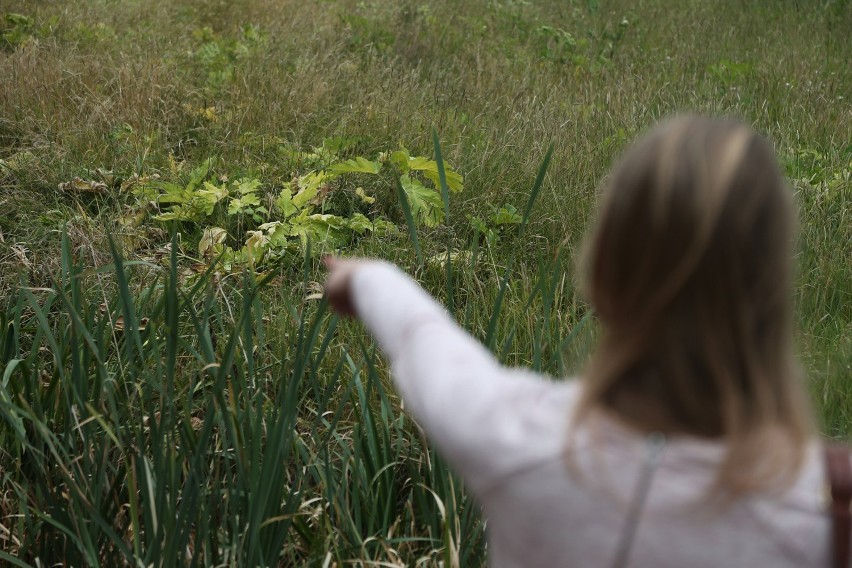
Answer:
[323,116,834,567]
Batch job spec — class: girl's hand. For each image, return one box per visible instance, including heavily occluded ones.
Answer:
[322,256,362,317]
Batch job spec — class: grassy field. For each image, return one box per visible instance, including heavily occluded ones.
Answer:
[0,0,850,565]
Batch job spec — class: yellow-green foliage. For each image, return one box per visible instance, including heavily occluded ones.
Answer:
[133,141,464,273]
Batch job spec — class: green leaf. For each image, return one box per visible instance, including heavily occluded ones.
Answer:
[156,182,191,204]
[242,193,261,207]
[154,203,204,221]
[227,198,245,215]
[321,136,356,155]
[355,187,375,204]
[234,178,262,194]
[153,211,180,221]
[519,144,553,232]
[195,181,229,215]
[371,218,399,236]
[259,221,291,247]
[406,156,434,171]
[292,171,330,208]
[399,174,444,227]
[395,175,423,266]
[407,156,464,192]
[331,212,398,237]
[328,157,381,175]
[491,204,522,225]
[288,211,351,250]
[345,213,373,234]
[199,181,229,202]
[275,190,298,217]
[390,149,411,172]
[291,186,317,208]
[432,131,451,224]
[423,168,463,192]
[187,158,213,190]
[468,215,488,234]
[124,174,160,201]
[227,193,260,215]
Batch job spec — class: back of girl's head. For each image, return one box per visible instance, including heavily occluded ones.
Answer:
[577,115,813,495]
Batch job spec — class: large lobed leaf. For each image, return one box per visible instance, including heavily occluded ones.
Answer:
[399,174,445,228]
[328,157,381,175]
[292,171,332,208]
[391,149,464,192]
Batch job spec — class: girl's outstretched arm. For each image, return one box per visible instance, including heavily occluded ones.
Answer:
[324,257,573,493]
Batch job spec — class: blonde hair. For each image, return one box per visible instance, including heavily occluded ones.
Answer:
[575,116,813,496]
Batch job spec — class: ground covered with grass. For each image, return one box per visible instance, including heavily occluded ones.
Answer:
[0,0,850,565]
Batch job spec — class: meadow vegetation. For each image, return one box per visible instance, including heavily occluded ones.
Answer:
[0,0,850,565]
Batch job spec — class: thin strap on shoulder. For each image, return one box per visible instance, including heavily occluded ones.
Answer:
[825,444,852,568]
[610,432,666,568]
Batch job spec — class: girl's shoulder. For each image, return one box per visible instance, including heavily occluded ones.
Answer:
[449,373,583,493]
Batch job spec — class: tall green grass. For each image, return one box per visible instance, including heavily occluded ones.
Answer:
[0,151,587,564]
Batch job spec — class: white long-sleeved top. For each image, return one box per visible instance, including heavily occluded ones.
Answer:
[350,261,831,567]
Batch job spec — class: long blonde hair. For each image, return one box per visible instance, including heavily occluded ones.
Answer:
[576,116,813,496]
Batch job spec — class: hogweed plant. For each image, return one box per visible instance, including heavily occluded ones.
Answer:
[125,136,466,276]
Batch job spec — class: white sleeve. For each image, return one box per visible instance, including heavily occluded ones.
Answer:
[349,261,574,493]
